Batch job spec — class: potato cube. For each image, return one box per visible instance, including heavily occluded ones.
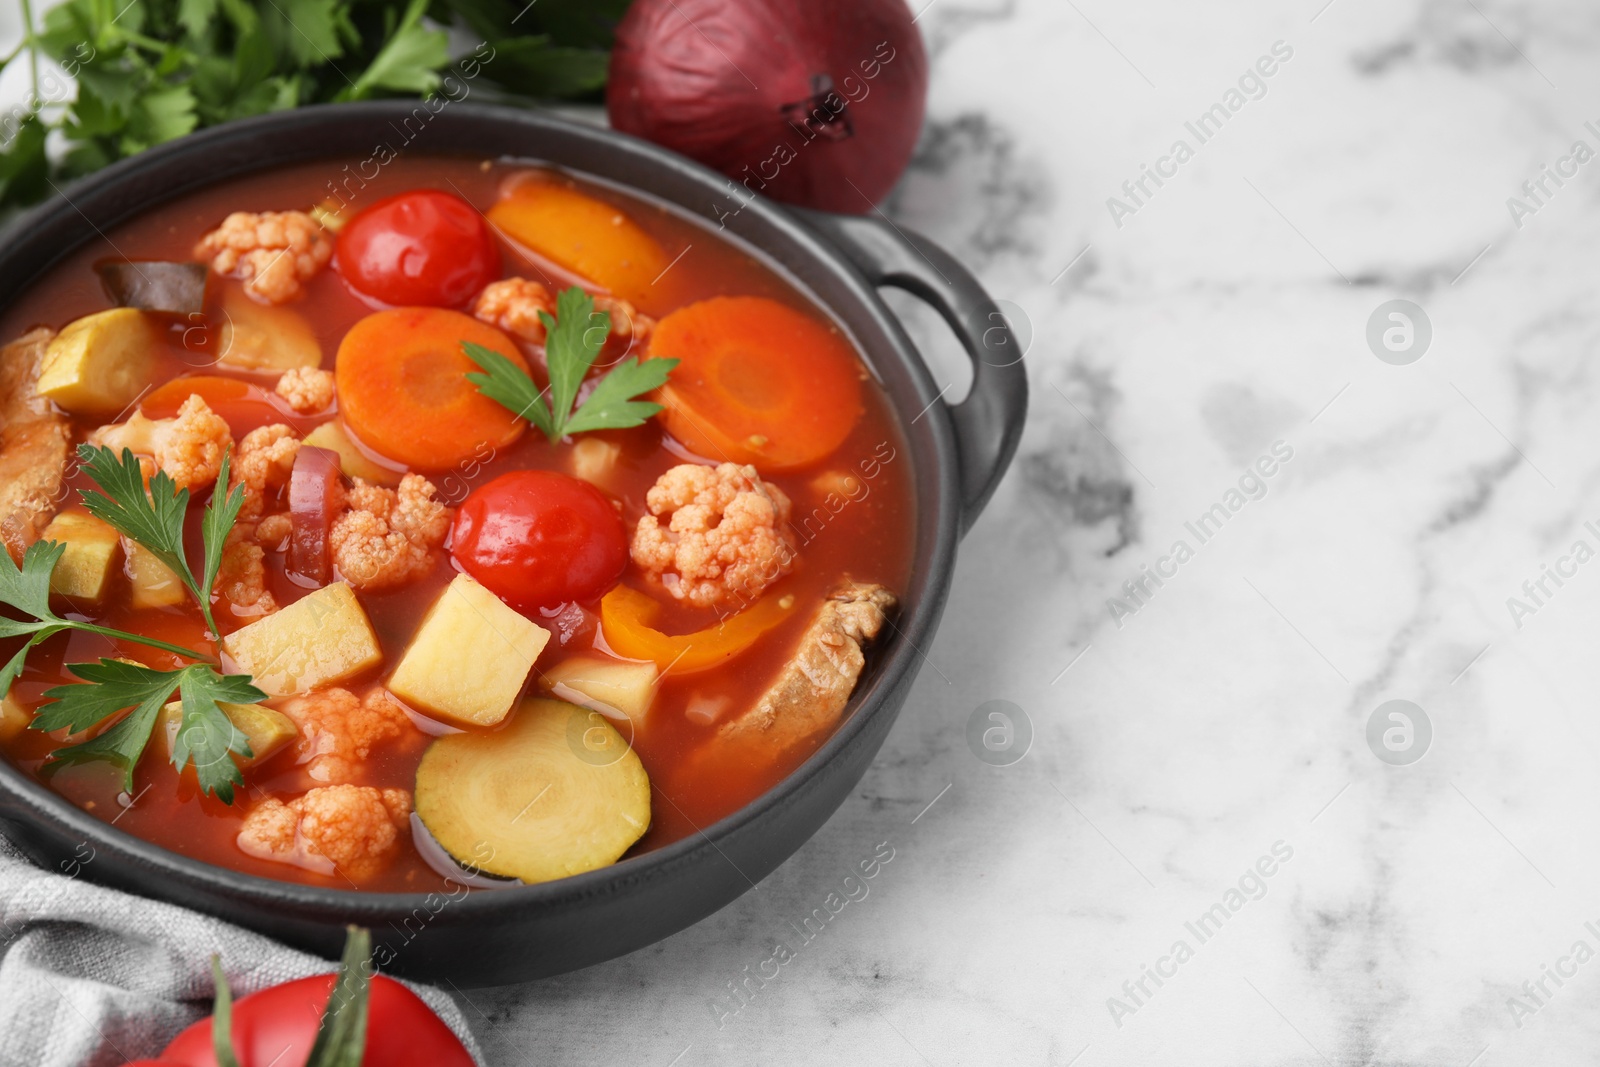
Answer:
[217,286,321,371]
[157,700,298,767]
[41,510,121,603]
[542,655,658,723]
[303,421,401,486]
[124,540,187,609]
[37,308,160,416]
[222,582,383,696]
[569,438,621,487]
[0,689,30,743]
[388,574,549,728]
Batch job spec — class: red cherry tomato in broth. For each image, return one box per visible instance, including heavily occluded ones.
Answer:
[452,470,628,611]
[335,190,499,308]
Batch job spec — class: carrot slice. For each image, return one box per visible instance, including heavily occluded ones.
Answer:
[487,182,668,306]
[141,374,298,434]
[334,308,528,470]
[599,584,793,674]
[650,296,864,471]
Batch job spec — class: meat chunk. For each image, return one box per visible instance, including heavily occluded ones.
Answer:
[473,277,654,349]
[631,462,796,608]
[279,686,413,784]
[194,210,333,305]
[230,423,300,520]
[237,784,411,880]
[273,366,335,413]
[86,393,233,491]
[0,329,71,561]
[718,582,896,752]
[330,474,451,591]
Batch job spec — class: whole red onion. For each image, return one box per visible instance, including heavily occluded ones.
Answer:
[607,0,928,215]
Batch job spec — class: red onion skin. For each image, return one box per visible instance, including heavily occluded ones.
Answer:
[607,0,928,215]
[287,445,342,586]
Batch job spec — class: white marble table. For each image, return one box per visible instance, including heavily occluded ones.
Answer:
[471,0,1600,1064]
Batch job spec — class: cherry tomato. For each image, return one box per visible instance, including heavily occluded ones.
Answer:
[452,470,628,610]
[335,190,499,308]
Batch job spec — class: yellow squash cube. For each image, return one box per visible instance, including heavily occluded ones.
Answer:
[124,540,187,609]
[41,510,121,604]
[542,655,658,723]
[37,308,159,416]
[303,421,401,486]
[388,574,549,728]
[157,700,298,767]
[217,286,321,371]
[222,582,383,696]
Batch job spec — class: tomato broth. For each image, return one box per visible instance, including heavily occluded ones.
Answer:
[0,155,914,893]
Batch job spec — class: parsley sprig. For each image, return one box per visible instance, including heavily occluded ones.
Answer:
[77,443,244,639]
[1,0,629,216]
[464,286,678,443]
[0,444,263,802]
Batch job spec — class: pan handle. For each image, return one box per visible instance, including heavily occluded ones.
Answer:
[793,209,1027,535]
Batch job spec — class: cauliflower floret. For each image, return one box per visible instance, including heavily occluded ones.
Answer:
[237,784,411,881]
[194,210,333,305]
[255,513,292,547]
[279,686,413,784]
[598,295,655,351]
[274,367,335,414]
[473,277,553,343]
[330,474,451,591]
[473,277,654,350]
[631,463,796,608]
[217,522,277,618]
[231,424,300,520]
[86,394,233,491]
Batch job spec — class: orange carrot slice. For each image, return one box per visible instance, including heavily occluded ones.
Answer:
[487,182,668,306]
[334,308,527,470]
[650,296,864,471]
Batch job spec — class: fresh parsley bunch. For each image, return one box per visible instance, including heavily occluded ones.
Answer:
[0,0,631,213]
[464,286,678,442]
[0,444,264,802]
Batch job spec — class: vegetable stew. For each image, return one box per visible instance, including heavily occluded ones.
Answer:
[0,156,913,893]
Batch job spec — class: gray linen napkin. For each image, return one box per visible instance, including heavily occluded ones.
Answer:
[0,837,482,1066]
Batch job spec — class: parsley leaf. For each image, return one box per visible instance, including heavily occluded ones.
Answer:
[35,659,264,801]
[563,356,679,436]
[0,439,262,803]
[77,444,193,597]
[77,442,232,638]
[4,0,624,219]
[0,539,66,627]
[334,0,448,102]
[462,341,555,439]
[201,450,246,623]
[464,287,678,444]
[0,539,203,696]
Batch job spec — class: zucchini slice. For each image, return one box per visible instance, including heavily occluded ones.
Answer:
[414,698,651,884]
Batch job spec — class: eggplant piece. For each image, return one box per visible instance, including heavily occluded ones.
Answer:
[95,259,209,317]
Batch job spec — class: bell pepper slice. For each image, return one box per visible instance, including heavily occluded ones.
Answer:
[599,584,793,674]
